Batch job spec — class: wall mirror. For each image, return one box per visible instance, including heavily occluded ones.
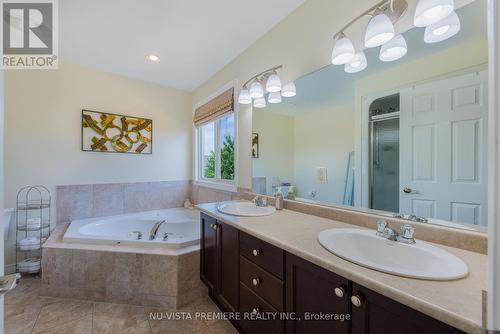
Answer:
[251,0,488,232]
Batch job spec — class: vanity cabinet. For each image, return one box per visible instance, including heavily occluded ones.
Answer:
[286,253,350,334]
[200,213,239,312]
[199,214,465,334]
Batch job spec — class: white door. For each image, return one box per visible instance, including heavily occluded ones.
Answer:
[399,70,488,226]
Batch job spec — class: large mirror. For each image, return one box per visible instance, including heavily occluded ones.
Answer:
[251,0,488,231]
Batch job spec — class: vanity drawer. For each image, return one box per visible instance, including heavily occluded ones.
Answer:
[239,282,284,334]
[240,232,284,279]
[240,256,284,311]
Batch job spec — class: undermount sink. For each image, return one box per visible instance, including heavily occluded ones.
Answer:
[318,228,468,280]
[217,201,276,217]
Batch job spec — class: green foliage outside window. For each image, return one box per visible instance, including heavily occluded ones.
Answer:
[203,135,234,180]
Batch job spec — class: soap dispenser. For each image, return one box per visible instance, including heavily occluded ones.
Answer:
[275,187,284,210]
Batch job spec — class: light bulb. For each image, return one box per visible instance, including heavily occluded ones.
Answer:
[414,0,454,27]
[268,92,282,104]
[345,52,367,73]
[253,97,266,108]
[238,89,252,104]
[364,13,395,48]
[379,34,407,62]
[331,35,355,65]
[281,82,296,97]
[249,81,264,99]
[266,73,282,93]
[424,11,460,43]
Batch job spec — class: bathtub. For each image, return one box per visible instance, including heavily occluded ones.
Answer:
[63,207,200,248]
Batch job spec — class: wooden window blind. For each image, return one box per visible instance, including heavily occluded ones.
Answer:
[193,88,234,126]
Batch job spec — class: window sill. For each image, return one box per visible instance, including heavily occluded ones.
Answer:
[193,179,238,193]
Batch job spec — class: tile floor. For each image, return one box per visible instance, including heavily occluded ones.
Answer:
[5,276,238,334]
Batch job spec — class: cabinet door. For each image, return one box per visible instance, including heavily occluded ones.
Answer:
[200,213,217,292]
[286,253,350,334]
[350,283,465,334]
[217,221,239,312]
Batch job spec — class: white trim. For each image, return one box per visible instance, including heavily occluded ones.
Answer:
[487,0,499,330]
[4,264,15,275]
[193,80,239,192]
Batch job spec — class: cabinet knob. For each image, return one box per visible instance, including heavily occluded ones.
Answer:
[212,224,218,230]
[252,249,261,256]
[251,307,260,315]
[252,278,261,286]
[334,286,345,298]
[351,294,364,307]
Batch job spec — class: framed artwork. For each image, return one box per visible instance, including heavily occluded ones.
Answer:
[82,109,152,154]
[252,133,259,158]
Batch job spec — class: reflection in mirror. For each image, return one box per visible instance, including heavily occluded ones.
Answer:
[251,0,487,231]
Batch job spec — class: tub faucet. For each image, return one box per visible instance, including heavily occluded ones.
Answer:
[150,220,166,240]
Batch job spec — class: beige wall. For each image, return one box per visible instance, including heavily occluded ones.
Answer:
[293,104,354,203]
[4,62,193,266]
[252,110,295,195]
[193,0,380,189]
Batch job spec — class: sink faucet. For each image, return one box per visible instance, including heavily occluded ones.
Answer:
[150,220,166,240]
[376,220,415,244]
[252,195,267,207]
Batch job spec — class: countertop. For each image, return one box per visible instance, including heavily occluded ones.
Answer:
[197,202,487,334]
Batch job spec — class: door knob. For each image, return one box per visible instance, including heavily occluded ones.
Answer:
[252,278,261,286]
[351,294,364,307]
[403,187,412,194]
[252,249,261,256]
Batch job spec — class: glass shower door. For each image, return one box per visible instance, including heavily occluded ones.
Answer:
[370,117,400,213]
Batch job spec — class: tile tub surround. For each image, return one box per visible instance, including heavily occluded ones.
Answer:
[41,224,205,308]
[239,192,488,254]
[56,181,248,225]
[56,181,192,224]
[197,202,488,334]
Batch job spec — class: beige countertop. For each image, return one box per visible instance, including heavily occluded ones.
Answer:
[197,202,487,334]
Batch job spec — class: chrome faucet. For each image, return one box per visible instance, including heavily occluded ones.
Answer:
[252,195,267,207]
[376,220,416,244]
[150,220,166,240]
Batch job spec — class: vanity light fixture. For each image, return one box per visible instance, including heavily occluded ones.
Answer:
[331,34,355,65]
[281,81,297,97]
[364,12,395,48]
[424,11,460,43]
[253,97,267,108]
[238,88,252,104]
[345,52,367,73]
[266,73,282,93]
[146,54,160,62]
[249,81,264,99]
[238,65,296,106]
[268,91,282,104]
[379,34,407,61]
[329,0,462,74]
[414,0,454,27]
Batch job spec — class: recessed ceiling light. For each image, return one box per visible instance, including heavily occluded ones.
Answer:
[146,54,160,63]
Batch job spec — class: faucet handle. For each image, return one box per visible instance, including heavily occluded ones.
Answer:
[400,224,415,239]
[376,220,388,234]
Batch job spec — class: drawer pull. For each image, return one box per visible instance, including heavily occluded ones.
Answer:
[252,249,261,256]
[252,278,261,286]
[251,307,260,315]
[334,286,345,298]
[351,294,364,307]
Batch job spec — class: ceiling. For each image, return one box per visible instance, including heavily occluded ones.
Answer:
[59,0,306,91]
[263,0,486,116]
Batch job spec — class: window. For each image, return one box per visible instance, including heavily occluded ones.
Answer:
[194,86,236,190]
[197,113,235,185]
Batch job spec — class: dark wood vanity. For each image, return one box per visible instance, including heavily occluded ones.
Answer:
[200,213,465,334]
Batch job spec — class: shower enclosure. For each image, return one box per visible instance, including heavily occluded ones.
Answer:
[369,94,400,213]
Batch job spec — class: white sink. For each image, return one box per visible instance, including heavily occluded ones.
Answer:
[318,228,468,280]
[217,201,276,217]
